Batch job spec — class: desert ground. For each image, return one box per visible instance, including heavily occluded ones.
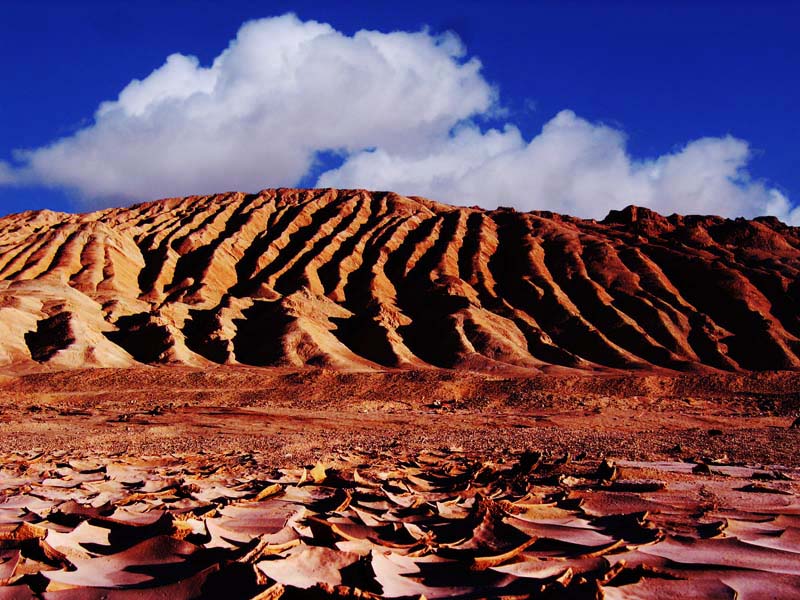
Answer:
[0,368,798,466]
[0,367,798,598]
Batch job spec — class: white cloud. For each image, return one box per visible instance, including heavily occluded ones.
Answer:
[9,14,493,206]
[2,13,796,223]
[0,162,15,185]
[764,188,800,225]
[319,110,797,224]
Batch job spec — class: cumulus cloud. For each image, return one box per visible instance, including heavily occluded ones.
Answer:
[9,14,493,205]
[2,13,796,223]
[320,110,797,223]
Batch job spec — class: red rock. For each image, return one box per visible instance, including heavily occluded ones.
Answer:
[0,189,797,372]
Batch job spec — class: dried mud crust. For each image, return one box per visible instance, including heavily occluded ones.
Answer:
[0,448,798,599]
[0,368,798,597]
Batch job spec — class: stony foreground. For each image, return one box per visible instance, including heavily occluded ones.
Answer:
[1,368,798,467]
[0,447,799,599]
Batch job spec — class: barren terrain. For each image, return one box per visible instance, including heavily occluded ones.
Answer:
[1,191,799,597]
[0,367,797,597]
[1,188,799,372]
[0,368,798,467]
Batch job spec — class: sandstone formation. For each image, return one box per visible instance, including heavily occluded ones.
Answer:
[0,188,798,372]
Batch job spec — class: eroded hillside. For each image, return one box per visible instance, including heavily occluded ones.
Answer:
[1,188,799,372]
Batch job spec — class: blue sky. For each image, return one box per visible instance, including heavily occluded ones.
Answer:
[1,1,798,221]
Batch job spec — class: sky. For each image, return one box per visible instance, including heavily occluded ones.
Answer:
[1,1,798,222]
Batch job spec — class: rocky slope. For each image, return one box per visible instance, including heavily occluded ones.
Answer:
[0,188,798,372]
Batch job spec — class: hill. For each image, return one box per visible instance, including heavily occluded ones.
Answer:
[1,188,798,372]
